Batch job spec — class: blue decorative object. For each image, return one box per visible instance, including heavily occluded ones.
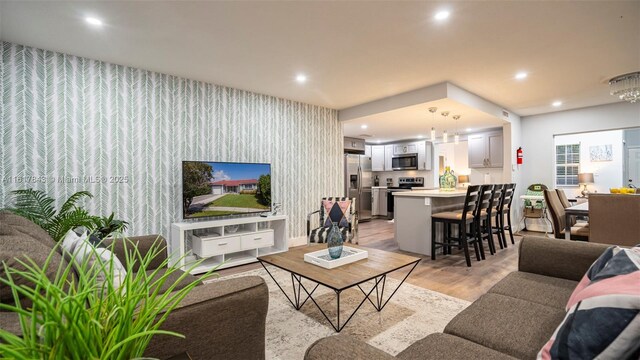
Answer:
[326,222,344,259]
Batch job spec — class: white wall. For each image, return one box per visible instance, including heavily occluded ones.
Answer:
[554,130,624,197]
[521,102,640,189]
[435,141,504,185]
[520,101,639,232]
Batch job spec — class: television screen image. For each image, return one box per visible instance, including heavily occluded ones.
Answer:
[182,161,271,219]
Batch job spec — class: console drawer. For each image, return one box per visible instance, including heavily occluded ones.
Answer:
[241,231,274,250]
[192,235,241,257]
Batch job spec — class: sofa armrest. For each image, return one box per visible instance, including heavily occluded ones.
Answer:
[518,236,610,281]
[102,235,167,272]
[305,335,395,360]
[145,276,269,360]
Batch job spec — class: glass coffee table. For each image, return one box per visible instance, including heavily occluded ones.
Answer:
[257,244,420,332]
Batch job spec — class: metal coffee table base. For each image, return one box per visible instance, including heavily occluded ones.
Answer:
[259,260,419,332]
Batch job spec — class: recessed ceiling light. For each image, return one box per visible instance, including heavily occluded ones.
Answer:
[361,124,368,129]
[515,72,528,80]
[376,140,382,144]
[295,74,307,83]
[466,128,472,132]
[85,17,103,27]
[434,11,450,20]
[417,135,424,139]
[552,101,563,107]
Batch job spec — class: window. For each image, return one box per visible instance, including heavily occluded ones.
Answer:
[556,144,580,186]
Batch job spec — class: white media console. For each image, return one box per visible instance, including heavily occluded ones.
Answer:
[170,215,288,274]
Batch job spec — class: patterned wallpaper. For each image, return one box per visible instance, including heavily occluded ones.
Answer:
[1,42,343,240]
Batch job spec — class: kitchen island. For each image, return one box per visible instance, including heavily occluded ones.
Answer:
[394,189,468,256]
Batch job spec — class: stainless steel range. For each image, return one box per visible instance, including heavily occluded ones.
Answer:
[387,177,424,220]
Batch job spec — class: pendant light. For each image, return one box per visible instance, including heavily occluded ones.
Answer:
[428,107,437,140]
[453,115,461,144]
[441,111,450,143]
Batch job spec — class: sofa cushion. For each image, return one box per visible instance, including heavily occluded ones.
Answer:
[488,271,578,310]
[305,335,395,360]
[539,246,640,360]
[444,293,566,360]
[0,211,56,249]
[0,223,67,306]
[146,268,201,295]
[398,333,517,360]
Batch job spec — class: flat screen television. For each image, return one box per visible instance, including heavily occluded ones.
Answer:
[182,161,271,219]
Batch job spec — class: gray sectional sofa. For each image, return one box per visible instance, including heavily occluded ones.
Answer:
[305,236,610,360]
[0,211,269,360]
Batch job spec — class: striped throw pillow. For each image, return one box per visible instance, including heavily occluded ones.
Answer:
[537,245,640,360]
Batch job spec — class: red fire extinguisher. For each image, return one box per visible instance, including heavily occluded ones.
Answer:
[517,147,523,165]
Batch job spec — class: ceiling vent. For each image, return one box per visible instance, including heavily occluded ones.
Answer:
[502,110,510,118]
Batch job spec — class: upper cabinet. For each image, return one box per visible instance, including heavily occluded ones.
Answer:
[417,141,432,170]
[371,145,386,171]
[468,132,503,168]
[344,137,366,154]
[393,143,418,155]
[384,145,394,171]
[365,145,372,157]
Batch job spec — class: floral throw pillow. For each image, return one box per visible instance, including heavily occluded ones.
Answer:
[537,245,640,360]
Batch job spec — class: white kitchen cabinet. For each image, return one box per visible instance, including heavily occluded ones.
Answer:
[344,137,366,153]
[468,134,486,168]
[365,145,372,157]
[379,189,388,216]
[371,145,386,171]
[487,133,504,168]
[468,132,503,168]
[394,143,418,155]
[372,188,379,216]
[384,145,394,171]
[417,141,432,170]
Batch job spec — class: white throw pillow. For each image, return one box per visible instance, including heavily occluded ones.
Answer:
[72,234,127,289]
[61,229,88,255]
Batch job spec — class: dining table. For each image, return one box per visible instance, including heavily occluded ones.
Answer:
[565,201,589,240]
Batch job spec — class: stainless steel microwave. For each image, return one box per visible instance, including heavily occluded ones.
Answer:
[392,154,418,170]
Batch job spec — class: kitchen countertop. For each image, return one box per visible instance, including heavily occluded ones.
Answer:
[372,186,388,189]
[394,189,467,198]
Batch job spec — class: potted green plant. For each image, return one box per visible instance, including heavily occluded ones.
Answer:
[0,240,215,359]
[5,189,128,242]
[92,212,130,240]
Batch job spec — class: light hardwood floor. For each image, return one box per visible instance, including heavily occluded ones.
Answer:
[217,219,548,302]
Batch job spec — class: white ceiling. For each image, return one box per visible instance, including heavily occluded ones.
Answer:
[1,1,639,116]
[342,98,504,143]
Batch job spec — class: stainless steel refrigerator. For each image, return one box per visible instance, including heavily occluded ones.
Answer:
[345,153,372,222]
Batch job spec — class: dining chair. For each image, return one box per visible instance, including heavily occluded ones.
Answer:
[543,190,589,241]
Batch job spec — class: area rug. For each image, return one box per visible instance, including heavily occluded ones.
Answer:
[211,267,470,360]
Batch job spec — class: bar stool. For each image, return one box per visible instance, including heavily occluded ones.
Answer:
[475,185,497,256]
[489,184,507,249]
[431,185,482,267]
[495,183,516,245]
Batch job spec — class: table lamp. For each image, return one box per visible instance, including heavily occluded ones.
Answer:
[578,172,594,197]
[458,175,470,188]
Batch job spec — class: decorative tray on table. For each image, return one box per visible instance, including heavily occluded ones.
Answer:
[304,246,368,269]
